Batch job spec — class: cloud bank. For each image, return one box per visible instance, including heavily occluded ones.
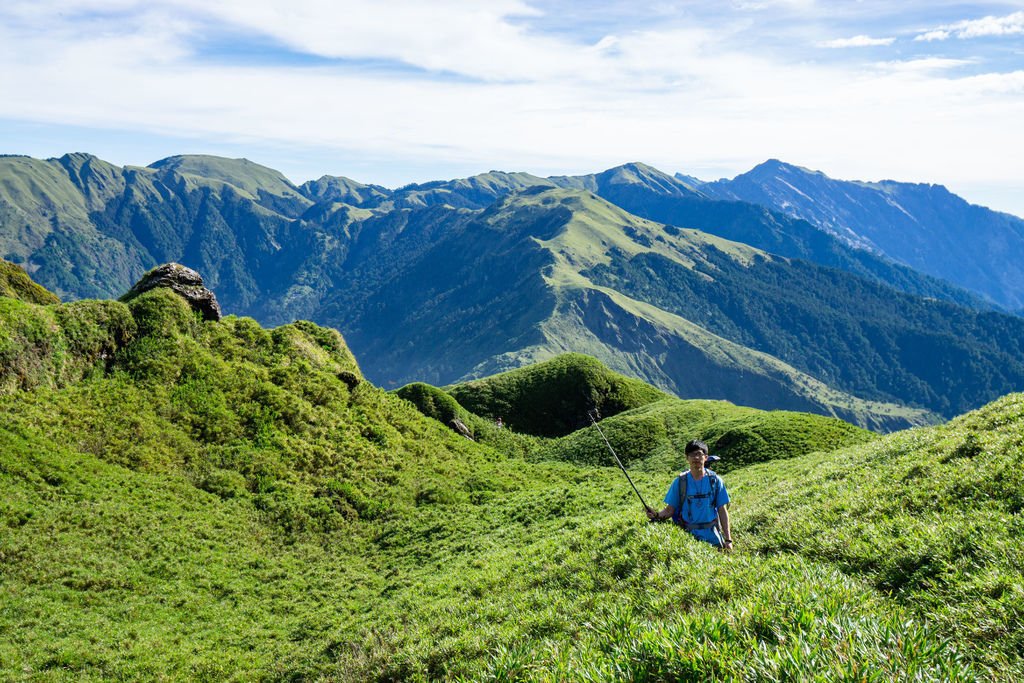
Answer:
[0,1,1022,215]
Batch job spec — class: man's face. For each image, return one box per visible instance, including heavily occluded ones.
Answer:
[686,449,707,464]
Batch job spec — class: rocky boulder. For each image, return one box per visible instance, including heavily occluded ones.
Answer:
[121,263,222,321]
[448,417,475,441]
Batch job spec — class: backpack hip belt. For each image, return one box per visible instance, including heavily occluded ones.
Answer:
[677,519,719,531]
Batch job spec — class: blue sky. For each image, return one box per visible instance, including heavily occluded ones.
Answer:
[1,1,1023,215]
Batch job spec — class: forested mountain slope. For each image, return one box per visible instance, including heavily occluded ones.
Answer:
[3,155,1024,429]
[316,189,944,431]
[309,188,1024,426]
[567,163,992,311]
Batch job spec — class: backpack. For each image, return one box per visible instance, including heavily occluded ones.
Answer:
[674,469,722,531]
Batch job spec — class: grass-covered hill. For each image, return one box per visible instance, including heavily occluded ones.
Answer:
[445,353,669,437]
[0,259,59,305]
[395,356,875,473]
[2,269,1023,681]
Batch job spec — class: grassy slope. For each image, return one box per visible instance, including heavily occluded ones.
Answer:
[147,155,310,207]
[391,381,544,459]
[735,392,1024,673]
[1,280,1021,681]
[0,260,60,305]
[0,155,94,256]
[345,394,1023,681]
[585,247,1024,419]
[0,284,513,679]
[0,156,151,301]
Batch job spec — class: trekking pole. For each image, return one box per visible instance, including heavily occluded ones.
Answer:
[587,409,651,511]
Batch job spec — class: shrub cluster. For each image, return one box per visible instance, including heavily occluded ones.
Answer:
[448,353,667,437]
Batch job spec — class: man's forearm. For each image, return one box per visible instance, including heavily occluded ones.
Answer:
[719,506,731,540]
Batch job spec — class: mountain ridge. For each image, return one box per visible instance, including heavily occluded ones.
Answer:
[3,153,1023,429]
[703,159,1024,309]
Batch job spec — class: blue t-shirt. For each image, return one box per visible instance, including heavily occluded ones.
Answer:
[664,471,730,546]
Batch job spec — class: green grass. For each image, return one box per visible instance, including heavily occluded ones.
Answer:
[539,397,877,473]
[392,381,543,458]
[734,392,1024,675]
[1,280,1021,681]
[148,154,310,205]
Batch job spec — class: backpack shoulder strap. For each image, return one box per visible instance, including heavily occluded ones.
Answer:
[707,470,720,509]
[676,472,687,512]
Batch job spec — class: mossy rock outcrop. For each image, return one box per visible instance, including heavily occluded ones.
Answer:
[121,263,222,321]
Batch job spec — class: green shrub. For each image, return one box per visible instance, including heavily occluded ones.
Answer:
[448,353,667,437]
[394,382,467,425]
[0,297,137,393]
[198,468,249,500]
[125,287,198,339]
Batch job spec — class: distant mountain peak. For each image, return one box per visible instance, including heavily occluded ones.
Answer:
[613,160,661,173]
[706,159,1024,309]
[148,154,306,204]
[742,159,822,181]
[148,154,285,180]
[56,151,103,166]
[593,161,703,199]
[600,161,673,180]
[299,175,392,206]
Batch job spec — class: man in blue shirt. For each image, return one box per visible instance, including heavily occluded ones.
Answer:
[646,439,733,552]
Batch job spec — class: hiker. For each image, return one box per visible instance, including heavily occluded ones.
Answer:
[646,439,733,552]
[495,416,504,429]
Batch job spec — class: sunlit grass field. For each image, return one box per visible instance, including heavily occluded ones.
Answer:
[1,278,1022,681]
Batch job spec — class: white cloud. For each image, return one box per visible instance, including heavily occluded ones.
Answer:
[873,57,974,73]
[732,0,817,11]
[914,29,951,42]
[818,34,895,48]
[171,0,594,82]
[915,10,1024,41]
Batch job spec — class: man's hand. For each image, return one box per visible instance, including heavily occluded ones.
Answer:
[645,506,660,522]
[721,539,734,553]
